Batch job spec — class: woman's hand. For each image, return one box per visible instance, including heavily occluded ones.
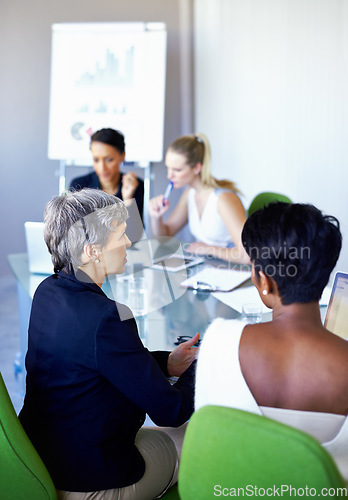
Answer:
[121,172,139,201]
[186,241,212,256]
[167,333,200,377]
[149,195,170,219]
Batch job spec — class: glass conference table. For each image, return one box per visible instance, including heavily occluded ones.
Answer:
[8,236,330,396]
[8,239,253,383]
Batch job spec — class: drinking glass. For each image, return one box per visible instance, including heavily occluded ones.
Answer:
[128,277,147,316]
[241,303,262,324]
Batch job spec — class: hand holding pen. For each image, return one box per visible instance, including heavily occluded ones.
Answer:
[149,182,174,218]
[162,181,173,206]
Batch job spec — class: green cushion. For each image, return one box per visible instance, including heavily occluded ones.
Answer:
[248,192,292,216]
[178,406,345,499]
[0,373,57,499]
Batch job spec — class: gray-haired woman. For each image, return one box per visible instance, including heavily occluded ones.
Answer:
[19,188,198,500]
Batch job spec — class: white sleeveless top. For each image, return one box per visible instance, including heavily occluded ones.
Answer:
[195,318,348,483]
[187,188,233,247]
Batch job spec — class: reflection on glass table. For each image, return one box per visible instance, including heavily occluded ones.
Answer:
[7,239,252,386]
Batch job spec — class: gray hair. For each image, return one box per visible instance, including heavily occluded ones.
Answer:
[44,188,128,274]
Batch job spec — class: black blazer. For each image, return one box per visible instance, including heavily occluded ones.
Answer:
[70,171,144,217]
[19,271,195,492]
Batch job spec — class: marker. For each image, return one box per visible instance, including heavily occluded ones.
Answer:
[162,181,173,206]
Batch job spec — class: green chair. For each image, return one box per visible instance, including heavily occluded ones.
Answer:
[0,372,57,499]
[161,483,179,499]
[178,406,345,499]
[248,192,292,216]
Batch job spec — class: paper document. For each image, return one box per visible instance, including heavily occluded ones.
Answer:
[213,286,271,314]
[212,283,331,314]
[181,267,251,292]
[181,268,331,314]
[320,286,331,306]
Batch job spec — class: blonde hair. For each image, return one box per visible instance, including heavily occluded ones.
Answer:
[168,133,239,192]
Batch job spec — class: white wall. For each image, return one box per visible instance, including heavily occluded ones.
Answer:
[194,0,348,272]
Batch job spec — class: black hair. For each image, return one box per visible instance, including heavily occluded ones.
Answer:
[90,128,125,154]
[242,202,342,305]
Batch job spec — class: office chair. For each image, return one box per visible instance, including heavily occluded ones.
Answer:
[0,372,57,499]
[161,484,179,499]
[178,406,345,499]
[248,192,292,216]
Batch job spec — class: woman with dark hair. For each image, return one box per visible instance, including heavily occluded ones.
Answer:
[195,202,348,481]
[70,128,144,222]
[19,188,198,499]
[149,133,249,263]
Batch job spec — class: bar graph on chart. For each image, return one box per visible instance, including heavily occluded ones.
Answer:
[76,47,134,88]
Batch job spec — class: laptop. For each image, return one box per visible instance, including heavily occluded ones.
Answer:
[24,222,54,275]
[324,272,348,340]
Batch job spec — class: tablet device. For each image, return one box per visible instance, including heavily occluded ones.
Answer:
[151,254,204,272]
[324,271,348,340]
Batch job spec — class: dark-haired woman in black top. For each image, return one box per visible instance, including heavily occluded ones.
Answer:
[70,128,144,232]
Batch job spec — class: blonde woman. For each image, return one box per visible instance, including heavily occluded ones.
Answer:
[149,133,249,263]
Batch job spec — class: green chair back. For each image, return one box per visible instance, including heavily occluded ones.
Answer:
[0,372,57,499]
[248,192,292,216]
[161,483,180,499]
[178,406,345,499]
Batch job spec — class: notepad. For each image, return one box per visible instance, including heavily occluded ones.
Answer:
[181,267,251,294]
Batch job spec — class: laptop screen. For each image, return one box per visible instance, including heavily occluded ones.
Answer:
[25,222,54,275]
[324,272,348,340]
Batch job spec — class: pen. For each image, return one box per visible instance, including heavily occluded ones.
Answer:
[162,181,173,206]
